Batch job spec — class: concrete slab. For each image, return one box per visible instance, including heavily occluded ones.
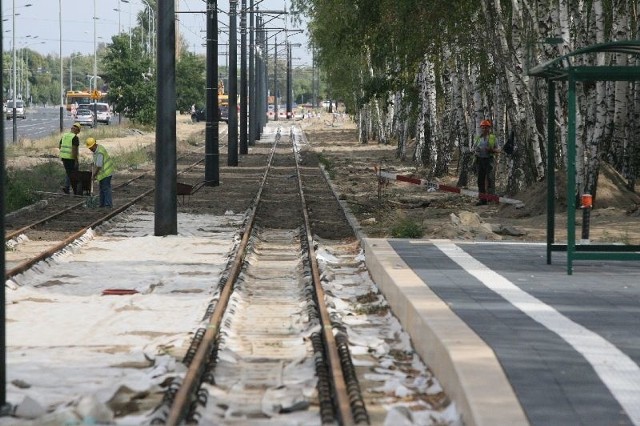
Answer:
[363,239,640,426]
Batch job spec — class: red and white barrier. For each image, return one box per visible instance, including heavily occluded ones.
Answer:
[376,169,524,207]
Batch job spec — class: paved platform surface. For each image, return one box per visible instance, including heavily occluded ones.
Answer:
[363,239,640,426]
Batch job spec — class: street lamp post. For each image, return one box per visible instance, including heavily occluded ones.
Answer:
[69,55,73,91]
[93,0,98,127]
[12,0,18,143]
[59,0,64,132]
[121,0,132,48]
[93,0,97,91]
[120,0,154,58]
[136,0,154,57]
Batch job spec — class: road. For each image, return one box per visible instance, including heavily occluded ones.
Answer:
[2,106,113,145]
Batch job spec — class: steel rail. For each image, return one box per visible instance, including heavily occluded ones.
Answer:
[5,187,155,280]
[164,126,360,424]
[5,152,204,242]
[6,157,205,279]
[5,175,147,242]
[164,131,280,426]
[293,129,355,425]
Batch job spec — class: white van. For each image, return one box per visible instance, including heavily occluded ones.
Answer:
[79,102,111,125]
[6,99,26,120]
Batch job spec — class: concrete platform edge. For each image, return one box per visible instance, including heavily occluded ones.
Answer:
[362,238,529,426]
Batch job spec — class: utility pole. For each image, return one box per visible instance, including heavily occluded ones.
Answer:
[1,5,7,413]
[286,42,292,119]
[239,0,248,154]
[228,0,238,166]
[248,0,256,145]
[273,36,278,121]
[259,15,266,132]
[155,0,178,236]
[205,0,219,186]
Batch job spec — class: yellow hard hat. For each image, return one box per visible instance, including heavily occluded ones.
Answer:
[72,123,81,131]
[85,137,97,148]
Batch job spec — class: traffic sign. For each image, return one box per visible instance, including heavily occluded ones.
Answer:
[90,90,101,100]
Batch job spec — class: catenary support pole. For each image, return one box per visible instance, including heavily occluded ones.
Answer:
[286,42,292,118]
[205,0,220,186]
[228,0,238,166]
[248,0,256,145]
[239,0,248,154]
[0,4,8,415]
[155,0,178,235]
[273,36,278,121]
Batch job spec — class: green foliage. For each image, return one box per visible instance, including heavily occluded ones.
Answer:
[101,34,156,126]
[318,153,336,179]
[4,162,65,213]
[391,217,424,238]
[292,67,315,104]
[4,139,151,213]
[298,0,480,112]
[111,146,153,170]
[176,52,206,113]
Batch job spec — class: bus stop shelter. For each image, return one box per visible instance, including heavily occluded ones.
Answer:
[528,40,640,274]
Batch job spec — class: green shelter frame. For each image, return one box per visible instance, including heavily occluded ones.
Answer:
[528,40,640,275]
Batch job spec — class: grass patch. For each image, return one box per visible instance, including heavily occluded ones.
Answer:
[185,134,202,146]
[4,161,66,213]
[111,145,154,170]
[318,153,336,179]
[356,292,379,304]
[391,217,424,238]
[5,134,152,213]
[354,304,389,315]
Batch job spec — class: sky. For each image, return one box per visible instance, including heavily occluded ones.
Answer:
[1,0,312,65]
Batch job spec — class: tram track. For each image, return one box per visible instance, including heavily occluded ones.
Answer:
[4,122,456,425]
[4,152,206,279]
[154,127,368,425]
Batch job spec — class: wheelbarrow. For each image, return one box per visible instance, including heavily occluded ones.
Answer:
[69,170,92,196]
[69,170,99,208]
[176,180,207,205]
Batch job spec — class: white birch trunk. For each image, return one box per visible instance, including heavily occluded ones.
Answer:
[425,59,439,175]
[583,0,606,196]
[365,50,387,145]
[414,58,428,167]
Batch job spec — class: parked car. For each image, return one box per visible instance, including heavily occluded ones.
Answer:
[191,107,206,123]
[79,103,111,125]
[75,108,95,128]
[219,106,229,123]
[5,99,26,120]
[191,107,229,123]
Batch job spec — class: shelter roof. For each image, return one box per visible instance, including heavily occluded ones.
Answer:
[527,40,640,81]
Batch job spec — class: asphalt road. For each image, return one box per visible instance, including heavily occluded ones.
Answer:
[2,106,119,145]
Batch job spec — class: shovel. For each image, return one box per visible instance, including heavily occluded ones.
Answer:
[85,174,100,208]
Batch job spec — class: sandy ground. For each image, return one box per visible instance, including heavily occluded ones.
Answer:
[298,115,640,246]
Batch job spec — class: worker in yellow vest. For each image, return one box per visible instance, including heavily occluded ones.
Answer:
[473,119,500,205]
[59,123,81,194]
[86,137,114,208]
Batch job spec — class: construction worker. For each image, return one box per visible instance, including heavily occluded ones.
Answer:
[85,137,114,208]
[59,123,81,194]
[473,119,500,205]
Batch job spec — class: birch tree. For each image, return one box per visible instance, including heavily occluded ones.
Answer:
[292,0,640,199]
